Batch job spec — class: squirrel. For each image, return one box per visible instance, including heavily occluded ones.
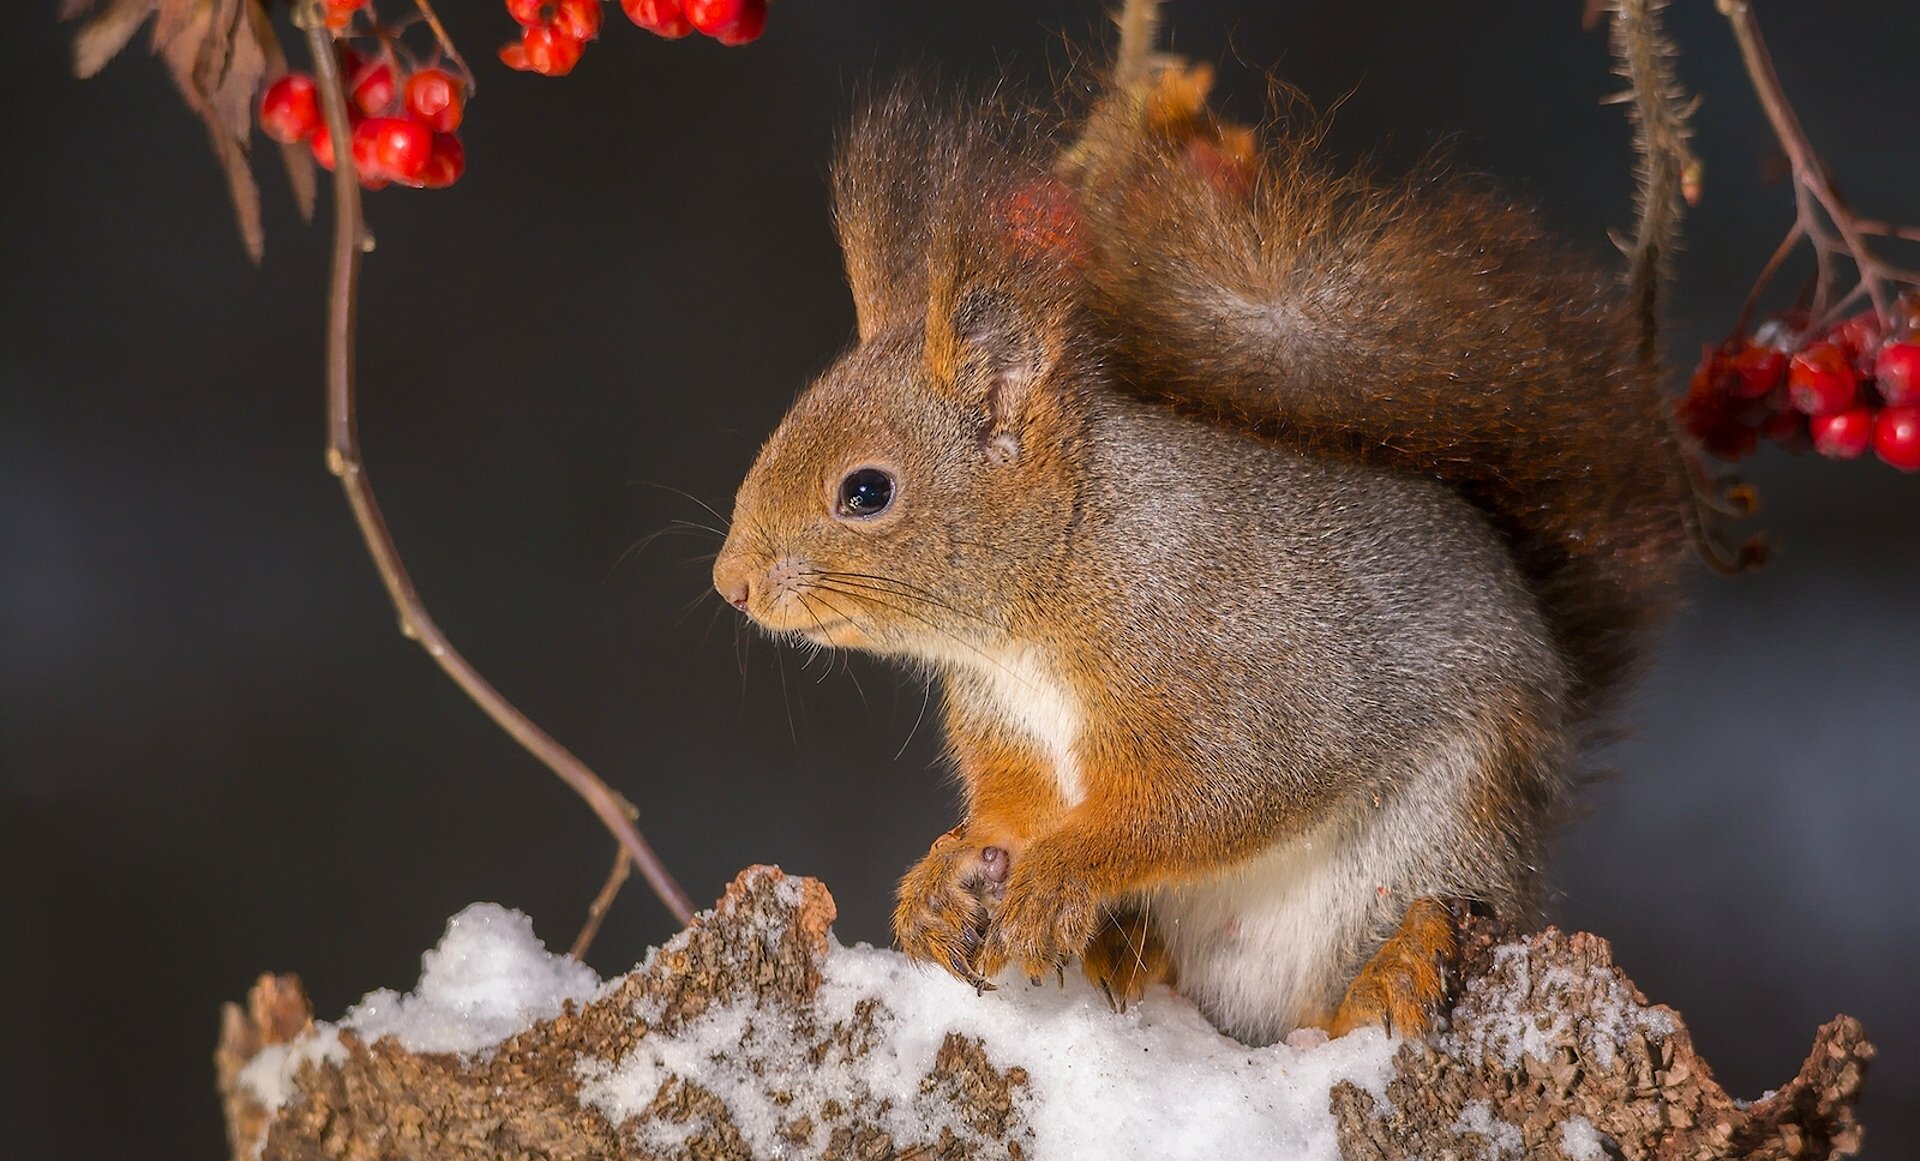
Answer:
[711,1,1691,1045]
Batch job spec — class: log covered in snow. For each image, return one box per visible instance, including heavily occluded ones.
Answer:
[215,866,1872,1160]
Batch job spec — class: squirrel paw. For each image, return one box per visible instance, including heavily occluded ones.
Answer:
[893,832,1004,989]
[1328,896,1457,1039]
[1081,907,1175,1012]
[976,845,1099,984]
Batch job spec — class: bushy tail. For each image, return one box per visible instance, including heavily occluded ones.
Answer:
[1059,0,1693,718]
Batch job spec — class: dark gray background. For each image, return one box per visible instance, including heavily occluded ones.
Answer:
[4,1,1916,1156]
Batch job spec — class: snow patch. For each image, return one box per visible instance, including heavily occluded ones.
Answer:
[239,903,597,1112]
[1451,1099,1524,1158]
[1458,943,1672,1069]
[1558,1114,1607,1160]
[578,937,1399,1161]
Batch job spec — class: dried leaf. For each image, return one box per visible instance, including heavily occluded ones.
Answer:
[71,0,154,78]
[249,0,317,223]
[68,0,289,261]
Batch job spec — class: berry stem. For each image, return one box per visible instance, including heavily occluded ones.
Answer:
[1718,0,1920,327]
[300,12,693,928]
[408,0,475,94]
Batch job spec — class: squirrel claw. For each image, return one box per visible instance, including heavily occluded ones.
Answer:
[1327,897,1457,1039]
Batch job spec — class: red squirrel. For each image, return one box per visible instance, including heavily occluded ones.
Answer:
[711,2,1689,1044]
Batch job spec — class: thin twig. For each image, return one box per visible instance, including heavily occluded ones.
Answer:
[302,13,694,927]
[409,0,474,92]
[571,848,634,960]
[1718,0,1920,326]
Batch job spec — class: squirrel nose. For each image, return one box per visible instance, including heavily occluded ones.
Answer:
[713,547,754,612]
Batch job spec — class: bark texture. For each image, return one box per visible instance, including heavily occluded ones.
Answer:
[216,866,1870,1161]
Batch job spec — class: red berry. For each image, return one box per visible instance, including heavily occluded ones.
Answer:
[322,0,369,30]
[404,68,465,133]
[310,119,337,169]
[553,0,604,41]
[1874,406,1920,471]
[1726,344,1786,399]
[1828,312,1884,371]
[1787,343,1860,415]
[1875,341,1920,407]
[505,0,550,28]
[357,116,434,182]
[683,0,745,35]
[622,0,692,37]
[349,118,389,181]
[507,25,586,75]
[259,73,320,144]
[351,60,397,117]
[418,133,466,189]
[1810,407,1874,459]
[712,0,766,45]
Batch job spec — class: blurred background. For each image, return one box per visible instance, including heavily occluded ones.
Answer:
[4,1,1916,1155]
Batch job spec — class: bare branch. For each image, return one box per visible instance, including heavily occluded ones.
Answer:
[1717,0,1920,326]
[571,848,634,960]
[302,14,693,927]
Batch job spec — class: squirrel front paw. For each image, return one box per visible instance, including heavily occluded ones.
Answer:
[976,843,1099,983]
[893,830,1009,989]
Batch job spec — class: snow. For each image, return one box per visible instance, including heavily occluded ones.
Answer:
[1558,1114,1607,1160]
[579,936,1398,1161]
[340,903,600,1054]
[240,895,1407,1160]
[1456,943,1672,1070]
[239,903,598,1112]
[1451,1099,1524,1158]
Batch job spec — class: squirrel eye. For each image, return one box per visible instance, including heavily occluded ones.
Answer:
[836,467,896,518]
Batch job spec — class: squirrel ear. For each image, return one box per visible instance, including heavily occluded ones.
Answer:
[925,283,1057,459]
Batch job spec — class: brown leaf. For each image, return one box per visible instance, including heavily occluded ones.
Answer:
[70,0,287,261]
[70,0,156,79]
[250,0,317,223]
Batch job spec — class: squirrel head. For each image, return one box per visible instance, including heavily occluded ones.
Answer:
[713,90,1098,661]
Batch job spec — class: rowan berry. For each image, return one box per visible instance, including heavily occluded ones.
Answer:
[505,0,551,28]
[1810,408,1874,459]
[503,25,586,76]
[322,0,369,31]
[1874,406,1920,471]
[552,0,604,41]
[1874,341,1920,407]
[623,0,693,37]
[683,0,746,36]
[310,119,339,170]
[355,116,434,183]
[712,0,767,46]
[404,68,465,133]
[259,73,320,144]
[417,132,466,189]
[1787,343,1860,415]
[1726,344,1787,399]
[350,59,397,118]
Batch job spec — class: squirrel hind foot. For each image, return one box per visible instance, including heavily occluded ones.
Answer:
[1081,907,1177,1013]
[1326,896,1458,1040]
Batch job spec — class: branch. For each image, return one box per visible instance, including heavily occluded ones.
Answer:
[301,14,693,926]
[1717,0,1920,328]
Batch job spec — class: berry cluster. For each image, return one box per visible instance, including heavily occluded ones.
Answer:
[1681,303,1920,472]
[261,49,467,190]
[502,0,768,76]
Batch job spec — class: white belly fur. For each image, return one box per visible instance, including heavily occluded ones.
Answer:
[1144,732,1485,1044]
